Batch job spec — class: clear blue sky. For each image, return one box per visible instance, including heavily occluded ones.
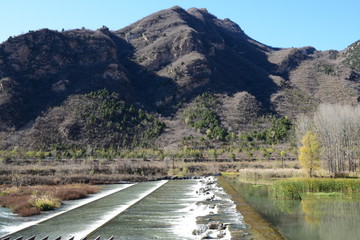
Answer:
[1,0,359,50]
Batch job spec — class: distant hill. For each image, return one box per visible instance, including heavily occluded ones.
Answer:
[0,6,359,150]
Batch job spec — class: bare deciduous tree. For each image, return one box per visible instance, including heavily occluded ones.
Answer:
[296,104,360,175]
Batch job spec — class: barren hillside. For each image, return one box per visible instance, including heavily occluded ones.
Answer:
[0,6,359,150]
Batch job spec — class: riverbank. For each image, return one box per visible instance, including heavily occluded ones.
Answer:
[218,176,285,240]
[0,157,299,186]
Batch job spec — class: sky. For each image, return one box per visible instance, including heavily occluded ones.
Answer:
[1,0,359,51]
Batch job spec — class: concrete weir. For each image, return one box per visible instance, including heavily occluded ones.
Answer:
[1,236,114,240]
[2,178,250,240]
[2,181,168,240]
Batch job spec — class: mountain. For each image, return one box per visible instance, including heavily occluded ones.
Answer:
[0,6,359,150]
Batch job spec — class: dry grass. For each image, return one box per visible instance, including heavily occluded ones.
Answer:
[53,184,100,200]
[0,189,42,216]
[0,158,302,186]
[0,184,100,217]
[30,195,61,211]
[0,159,170,185]
[237,168,304,180]
[13,202,41,216]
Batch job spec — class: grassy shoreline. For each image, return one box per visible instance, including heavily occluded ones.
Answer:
[272,178,360,200]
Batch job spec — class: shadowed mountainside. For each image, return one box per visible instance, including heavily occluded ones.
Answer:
[0,6,359,150]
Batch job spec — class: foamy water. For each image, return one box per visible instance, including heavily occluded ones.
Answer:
[172,176,246,240]
[172,180,209,239]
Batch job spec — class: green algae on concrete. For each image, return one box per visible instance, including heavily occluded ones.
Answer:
[218,176,285,240]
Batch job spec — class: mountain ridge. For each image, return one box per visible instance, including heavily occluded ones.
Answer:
[0,6,359,150]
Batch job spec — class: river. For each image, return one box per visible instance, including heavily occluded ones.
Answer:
[0,178,249,240]
[226,176,360,240]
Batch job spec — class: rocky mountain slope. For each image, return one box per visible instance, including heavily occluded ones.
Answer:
[0,6,359,150]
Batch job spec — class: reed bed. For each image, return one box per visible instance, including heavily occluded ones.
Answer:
[237,168,304,179]
[272,178,360,200]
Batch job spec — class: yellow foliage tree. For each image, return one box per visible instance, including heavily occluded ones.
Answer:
[299,131,320,177]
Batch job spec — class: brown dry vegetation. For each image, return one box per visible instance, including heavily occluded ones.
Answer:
[235,168,304,180]
[0,156,300,186]
[0,184,100,216]
[0,158,170,185]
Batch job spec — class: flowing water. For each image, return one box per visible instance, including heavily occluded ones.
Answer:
[0,184,133,236]
[0,178,249,240]
[226,177,360,240]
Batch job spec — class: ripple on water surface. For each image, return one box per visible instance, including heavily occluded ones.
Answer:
[90,178,250,240]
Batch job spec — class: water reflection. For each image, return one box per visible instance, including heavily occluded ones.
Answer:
[301,197,360,239]
[226,177,360,240]
[301,199,320,226]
